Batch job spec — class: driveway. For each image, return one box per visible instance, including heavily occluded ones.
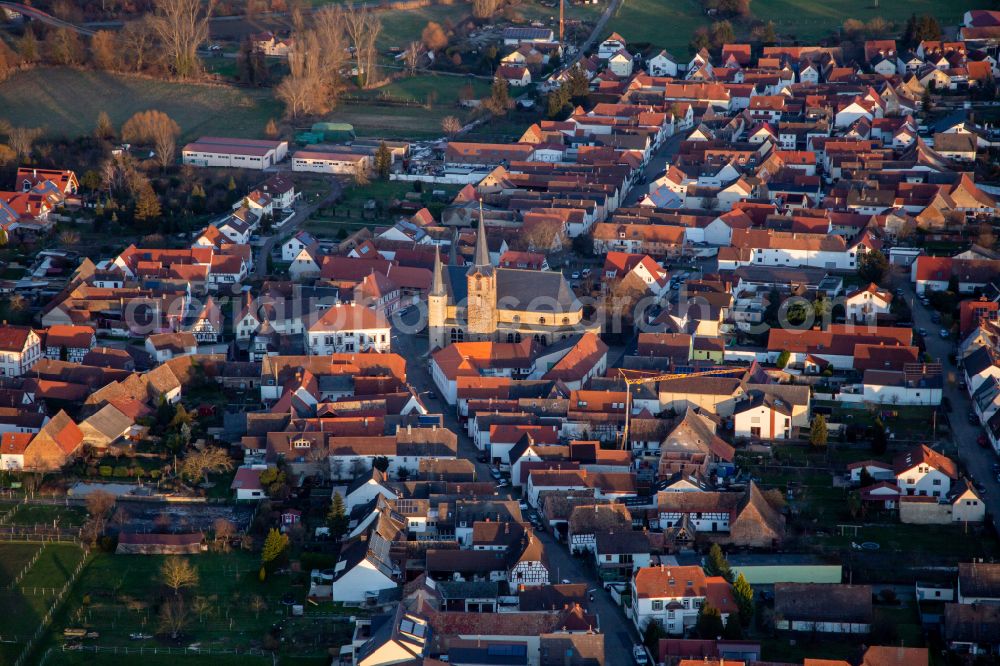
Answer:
[252,181,341,280]
[899,270,1000,532]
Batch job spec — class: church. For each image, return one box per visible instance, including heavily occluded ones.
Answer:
[428,213,600,350]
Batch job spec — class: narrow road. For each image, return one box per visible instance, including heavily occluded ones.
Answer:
[622,132,686,207]
[898,269,1000,532]
[0,1,96,35]
[392,310,639,664]
[252,180,340,281]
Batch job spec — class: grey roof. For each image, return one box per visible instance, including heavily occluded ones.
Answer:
[443,266,580,313]
[83,404,133,439]
[437,580,500,599]
[774,583,872,624]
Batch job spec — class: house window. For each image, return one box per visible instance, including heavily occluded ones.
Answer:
[652,600,663,611]
[933,479,941,486]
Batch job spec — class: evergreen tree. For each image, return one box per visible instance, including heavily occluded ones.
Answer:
[565,64,591,103]
[696,602,725,639]
[327,492,349,538]
[871,417,888,455]
[723,613,743,639]
[374,141,392,180]
[705,543,733,582]
[485,76,510,115]
[733,572,754,626]
[810,414,828,448]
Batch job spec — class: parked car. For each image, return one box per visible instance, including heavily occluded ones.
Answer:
[940,329,950,339]
[931,312,941,324]
[918,328,928,337]
[571,271,580,279]
[489,467,502,480]
[633,645,650,665]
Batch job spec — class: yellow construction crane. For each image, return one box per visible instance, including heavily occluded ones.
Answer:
[617,367,746,448]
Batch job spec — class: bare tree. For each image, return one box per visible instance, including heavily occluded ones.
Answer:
[441,115,462,136]
[121,19,155,73]
[7,127,42,161]
[180,447,233,484]
[121,110,181,169]
[353,161,370,186]
[158,597,190,639]
[192,595,213,622]
[343,5,381,88]
[90,30,119,70]
[160,558,200,596]
[403,41,422,75]
[212,517,236,552]
[149,0,217,78]
[472,0,501,19]
[85,490,116,519]
[249,594,267,619]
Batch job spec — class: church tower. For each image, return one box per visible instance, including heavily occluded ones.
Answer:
[427,245,448,351]
[465,203,498,341]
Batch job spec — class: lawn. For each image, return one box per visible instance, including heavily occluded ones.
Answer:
[327,95,477,139]
[10,504,88,528]
[378,3,470,50]
[303,180,460,237]
[0,68,282,142]
[0,542,45,586]
[605,0,707,56]
[605,0,982,56]
[53,550,351,657]
[754,0,982,44]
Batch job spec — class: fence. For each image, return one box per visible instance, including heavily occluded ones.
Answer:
[8,543,43,589]
[60,644,273,657]
[13,546,90,666]
[0,498,25,525]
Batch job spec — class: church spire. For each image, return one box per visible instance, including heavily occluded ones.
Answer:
[473,199,490,268]
[431,245,445,297]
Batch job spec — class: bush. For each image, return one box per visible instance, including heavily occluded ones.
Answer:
[98,466,113,477]
[113,466,129,477]
[150,470,161,480]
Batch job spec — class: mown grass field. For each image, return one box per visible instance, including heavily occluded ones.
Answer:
[0,68,282,141]
[331,74,489,138]
[606,0,981,55]
[52,551,351,657]
[0,542,86,664]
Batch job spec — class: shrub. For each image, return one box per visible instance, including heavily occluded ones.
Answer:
[99,466,113,477]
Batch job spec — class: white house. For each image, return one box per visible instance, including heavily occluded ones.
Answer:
[648,50,679,77]
[0,432,30,470]
[306,304,391,355]
[631,565,734,633]
[230,467,266,500]
[845,282,893,323]
[497,65,532,87]
[288,245,324,281]
[0,327,42,377]
[862,367,943,406]
[282,230,318,262]
[598,32,627,60]
[733,390,793,439]
[145,332,197,363]
[331,539,398,603]
[608,49,635,77]
[894,444,957,498]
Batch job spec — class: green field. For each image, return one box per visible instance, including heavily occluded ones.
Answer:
[0,542,44,586]
[53,551,352,657]
[0,68,282,141]
[378,3,471,50]
[0,542,86,664]
[755,0,982,43]
[606,0,983,55]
